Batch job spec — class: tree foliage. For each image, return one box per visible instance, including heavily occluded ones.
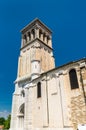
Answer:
[4,115,11,129]
[0,117,5,125]
[0,114,11,129]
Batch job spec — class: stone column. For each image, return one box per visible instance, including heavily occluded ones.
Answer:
[17,56,21,77]
[26,33,29,42]
[24,86,28,130]
[42,78,49,127]
[58,73,65,127]
[44,35,47,43]
[40,33,43,41]
[48,36,52,47]
[31,32,34,40]
[24,84,33,130]
[23,36,26,45]
[36,28,39,38]
[10,83,20,130]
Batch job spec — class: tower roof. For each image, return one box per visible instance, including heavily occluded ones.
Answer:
[20,18,52,34]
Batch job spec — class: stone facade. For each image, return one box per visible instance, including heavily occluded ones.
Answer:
[10,18,86,130]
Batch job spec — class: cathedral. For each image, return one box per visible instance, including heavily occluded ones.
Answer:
[10,18,86,130]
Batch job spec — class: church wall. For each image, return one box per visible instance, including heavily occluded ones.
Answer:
[33,85,43,127]
[69,67,86,130]
[24,87,33,130]
[31,61,86,130]
[47,74,63,128]
[12,60,86,130]
[31,70,73,129]
[46,70,72,128]
[41,79,49,127]
[35,41,55,73]
[18,49,31,77]
[59,73,72,127]
[54,63,86,130]
[32,78,49,128]
[63,73,72,126]
[10,94,19,130]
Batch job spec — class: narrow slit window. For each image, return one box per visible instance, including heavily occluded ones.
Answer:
[69,69,79,89]
[21,90,25,97]
[37,82,41,98]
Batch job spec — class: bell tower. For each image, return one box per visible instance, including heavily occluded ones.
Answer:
[17,18,55,80]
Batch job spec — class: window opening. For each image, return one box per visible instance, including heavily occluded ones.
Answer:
[69,69,79,89]
[37,82,41,98]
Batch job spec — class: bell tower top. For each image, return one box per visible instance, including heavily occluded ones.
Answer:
[17,18,55,81]
[20,18,52,49]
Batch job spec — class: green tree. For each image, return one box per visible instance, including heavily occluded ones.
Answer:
[4,115,11,129]
[0,117,5,125]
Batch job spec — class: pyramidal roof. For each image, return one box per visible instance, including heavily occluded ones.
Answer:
[21,18,52,34]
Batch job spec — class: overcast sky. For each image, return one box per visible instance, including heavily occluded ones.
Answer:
[0,0,86,118]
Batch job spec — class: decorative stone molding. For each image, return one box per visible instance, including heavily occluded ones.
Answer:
[25,82,36,89]
[58,70,63,75]
[79,62,86,68]
[15,74,31,83]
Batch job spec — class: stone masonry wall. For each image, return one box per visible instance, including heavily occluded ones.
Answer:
[70,67,86,130]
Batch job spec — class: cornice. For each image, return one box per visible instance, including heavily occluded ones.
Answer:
[20,38,53,51]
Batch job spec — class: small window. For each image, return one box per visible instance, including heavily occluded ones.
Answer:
[21,90,25,97]
[37,82,41,98]
[69,69,79,89]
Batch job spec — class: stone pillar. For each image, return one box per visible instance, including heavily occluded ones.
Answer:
[41,33,43,41]
[10,83,20,130]
[17,56,21,77]
[48,37,52,47]
[31,32,33,41]
[26,33,29,42]
[42,78,49,127]
[58,73,65,127]
[23,38,26,45]
[44,35,47,43]
[24,87,28,130]
[24,84,33,130]
[36,28,39,38]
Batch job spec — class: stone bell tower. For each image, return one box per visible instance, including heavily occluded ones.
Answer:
[10,19,55,130]
[17,18,55,80]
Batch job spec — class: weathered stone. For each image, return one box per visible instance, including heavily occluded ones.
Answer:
[10,18,86,130]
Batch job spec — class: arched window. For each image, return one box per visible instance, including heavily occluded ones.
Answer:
[69,69,79,89]
[43,33,46,41]
[18,103,24,129]
[37,82,41,98]
[47,36,49,44]
[32,29,35,39]
[39,29,42,39]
